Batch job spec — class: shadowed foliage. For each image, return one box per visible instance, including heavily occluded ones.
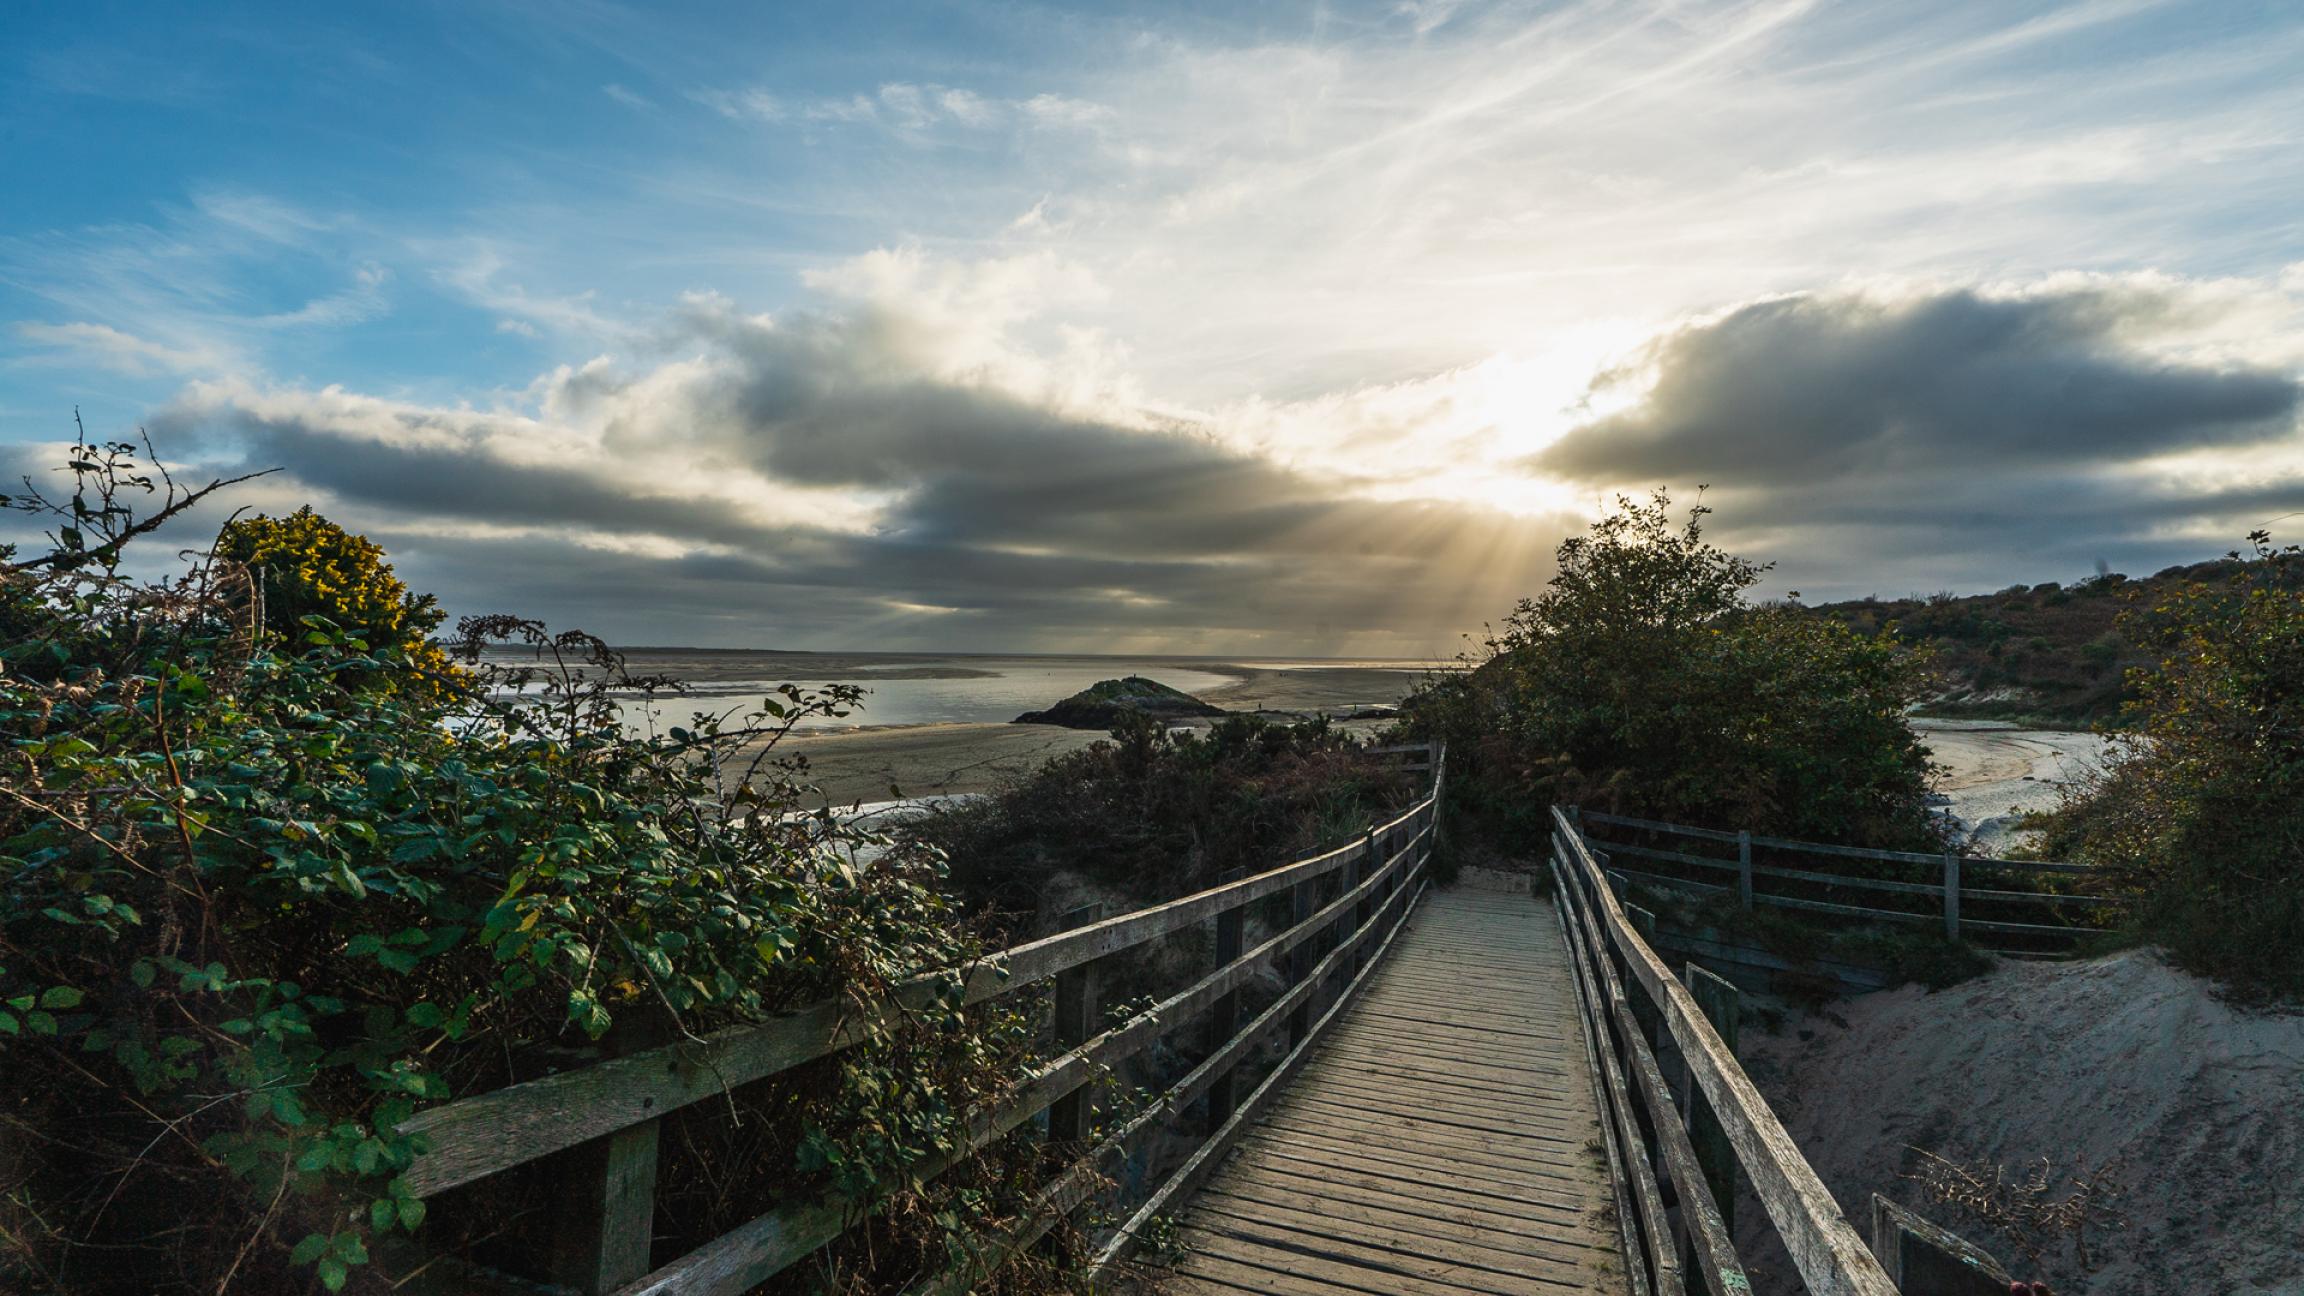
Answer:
[2033,532,2304,1000]
[1402,490,1944,854]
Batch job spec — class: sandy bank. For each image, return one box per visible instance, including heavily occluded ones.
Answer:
[1740,952,2304,1293]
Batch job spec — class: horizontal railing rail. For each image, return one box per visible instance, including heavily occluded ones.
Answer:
[1576,809,2116,948]
[399,744,1444,1294]
[1552,806,1899,1296]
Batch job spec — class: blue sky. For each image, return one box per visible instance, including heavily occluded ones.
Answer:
[3,1,2301,652]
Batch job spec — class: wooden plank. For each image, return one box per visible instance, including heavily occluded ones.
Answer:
[1086,873,1435,1275]
[1165,887,1620,1295]
[1234,1141,1597,1217]
[550,1119,660,1294]
[1581,812,1741,843]
[616,821,1439,1296]
[1195,1191,1605,1275]
[401,802,1431,1198]
[1207,869,1246,1130]
[1554,808,1899,1296]
[1684,964,1740,1242]
[1556,865,1744,1296]
[1047,903,1103,1147]
[1188,1203,1597,1296]
[1217,1163,1605,1247]
[1603,841,1743,873]
[1220,1155,1597,1230]
[1216,1171,1612,1245]
[1186,1217,1588,1296]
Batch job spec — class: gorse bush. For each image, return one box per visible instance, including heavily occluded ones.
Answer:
[1404,490,1943,851]
[2035,531,2304,1000]
[0,441,1046,1293]
[215,507,467,697]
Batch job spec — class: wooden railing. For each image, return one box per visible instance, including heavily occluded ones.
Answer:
[1578,810,2115,951]
[1552,805,1899,1296]
[395,744,1445,1295]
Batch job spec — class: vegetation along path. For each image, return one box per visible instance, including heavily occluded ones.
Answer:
[1157,884,1622,1295]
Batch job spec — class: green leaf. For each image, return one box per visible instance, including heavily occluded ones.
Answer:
[290,1233,329,1266]
[39,987,83,1009]
[371,1198,395,1231]
[318,1258,347,1291]
[396,1196,427,1230]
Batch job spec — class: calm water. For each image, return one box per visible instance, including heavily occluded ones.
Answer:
[478,648,1431,732]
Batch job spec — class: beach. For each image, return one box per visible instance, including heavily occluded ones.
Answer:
[1914,717,2111,853]
[621,653,1443,805]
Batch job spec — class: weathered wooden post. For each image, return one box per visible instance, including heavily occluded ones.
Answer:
[1206,873,1245,1131]
[1286,876,1317,1050]
[1350,827,1375,972]
[550,1020,667,1293]
[1048,903,1106,1147]
[1684,963,1740,1239]
[1737,829,1754,910]
[1942,849,1961,942]
[1626,905,1662,1050]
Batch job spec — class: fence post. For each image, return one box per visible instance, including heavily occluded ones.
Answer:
[1942,849,1961,942]
[1048,903,1106,1147]
[1737,829,1754,910]
[1206,873,1245,1132]
[1352,828,1376,971]
[550,1021,666,1293]
[1287,876,1317,1050]
[1626,905,1662,1050]
[1684,963,1740,1240]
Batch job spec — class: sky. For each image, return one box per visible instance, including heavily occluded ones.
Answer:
[2,0,2301,656]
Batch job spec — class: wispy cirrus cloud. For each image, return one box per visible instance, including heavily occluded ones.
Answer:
[695,81,1110,135]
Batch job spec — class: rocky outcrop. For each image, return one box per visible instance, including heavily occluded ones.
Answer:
[1013,676,1226,729]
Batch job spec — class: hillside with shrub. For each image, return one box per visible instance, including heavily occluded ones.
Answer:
[1803,559,2249,726]
[2030,532,2304,1000]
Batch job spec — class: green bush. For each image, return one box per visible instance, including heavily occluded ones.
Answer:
[2035,531,2304,1000]
[909,713,1421,927]
[1402,490,1943,852]
[0,446,1043,1293]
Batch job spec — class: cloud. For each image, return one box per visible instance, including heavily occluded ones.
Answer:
[1529,275,2304,598]
[146,254,1561,653]
[1536,278,2301,483]
[11,321,224,376]
[697,81,1111,135]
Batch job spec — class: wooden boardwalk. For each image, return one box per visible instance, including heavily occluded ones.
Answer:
[1159,886,1623,1295]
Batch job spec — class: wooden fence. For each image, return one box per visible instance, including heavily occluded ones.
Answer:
[1576,810,2117,952]
[394,744,1446,1295]
[1551,806,1900,1296]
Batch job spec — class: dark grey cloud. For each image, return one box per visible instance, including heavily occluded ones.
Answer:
[1526,280,2304,602]
[1538,284,2299,482]
[140,301,1564,653]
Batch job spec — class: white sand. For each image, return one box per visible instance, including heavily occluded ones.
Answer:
[1916,719,2112,854]
[1738,952,2304,1293]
